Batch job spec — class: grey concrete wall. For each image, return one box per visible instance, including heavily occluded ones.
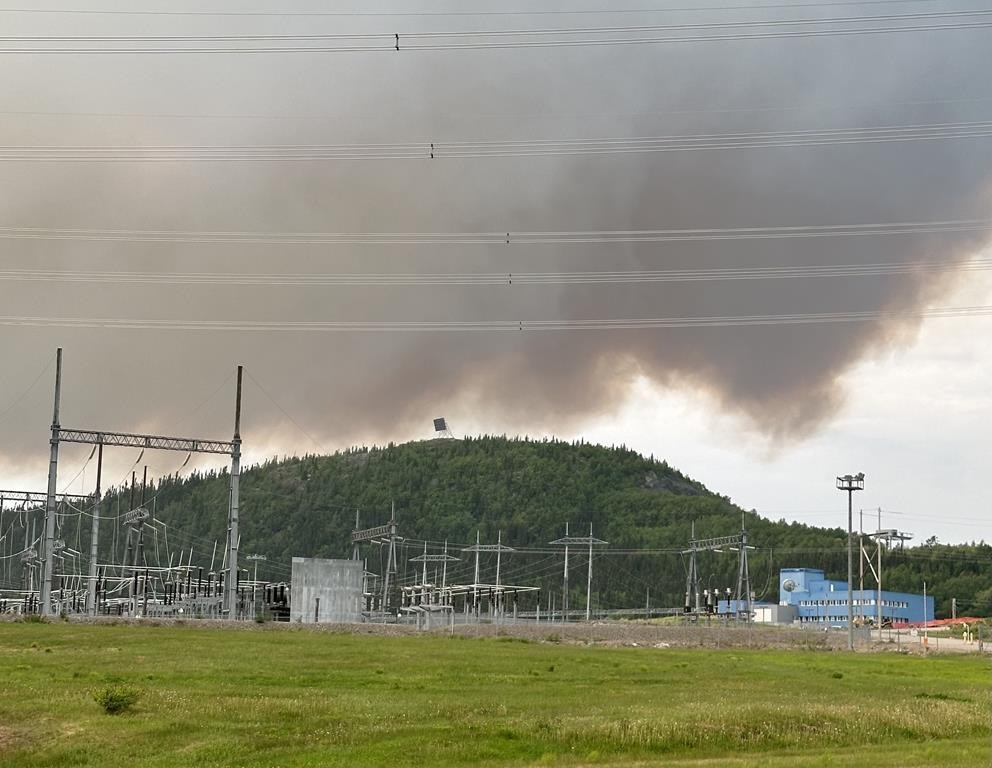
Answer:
[290,558,363,624]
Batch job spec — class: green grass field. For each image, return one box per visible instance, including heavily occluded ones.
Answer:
[1,621,989,767]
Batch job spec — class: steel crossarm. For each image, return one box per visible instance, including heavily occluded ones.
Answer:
[0,489,90,504]
[352,523,393,543]
[684,534,744,553]
[58,428,235,455]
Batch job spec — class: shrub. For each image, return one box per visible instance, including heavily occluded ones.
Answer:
[93,685,139,715]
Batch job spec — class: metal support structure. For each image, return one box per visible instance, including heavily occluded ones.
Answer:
[39,349,245,617]
[684,523,752,622]
[861,517,912,640]
[463,531,516,618]
[858,509,865,626]
[58,429,234,455]
[1,490,89,599]
[410,544,459,587]
[684,521,700,614]
[836,472,865,651]
[734,524,752,624]
[227,366,243,619]
[85,444,103,614]
[40,348,63,616]
[351,509,362,561]
[551,523,569,621]
[247,553,266,611]
[382,503,398,611]
[551,523,607,622]
[351,504,399,613]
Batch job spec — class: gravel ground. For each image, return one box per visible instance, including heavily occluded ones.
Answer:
[14,614,986,654]
[3,614,853,650]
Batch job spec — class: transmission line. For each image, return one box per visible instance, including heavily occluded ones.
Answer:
[3,120,991,160]
[0,0,953,18]
[3,11,992,53]
[8,8,992,40]
[1,218,987,245]
[0,305,989,333]
[4,95,990,121]
[0,258,988,287]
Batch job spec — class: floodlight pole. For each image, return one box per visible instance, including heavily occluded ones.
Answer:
[40,348,63,616]
[226,365,243,619]
[836,472,864,651]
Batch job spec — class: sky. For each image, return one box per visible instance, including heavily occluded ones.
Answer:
[0,1,989,545]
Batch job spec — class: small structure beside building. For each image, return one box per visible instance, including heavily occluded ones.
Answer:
[754,603,799,625]
[290,557,363,624]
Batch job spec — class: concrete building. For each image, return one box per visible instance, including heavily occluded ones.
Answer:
[290,558,363,624]
[778,568,932,627]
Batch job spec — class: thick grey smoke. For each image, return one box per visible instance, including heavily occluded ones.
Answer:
[1,3,991,477]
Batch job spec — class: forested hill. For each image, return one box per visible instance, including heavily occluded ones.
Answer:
[97,436,991,618]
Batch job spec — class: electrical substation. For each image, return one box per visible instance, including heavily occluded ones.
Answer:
[0,349,763,628]
[0,348,939,631]
[0,348,289,622]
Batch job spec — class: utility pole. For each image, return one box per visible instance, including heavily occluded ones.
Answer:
[351,509,361,561]
[381,502,397,614]
[86,443,103,615]
[584,524,606,621]
[471,529,480,612]
[551,524,607,622]
[858,509,864,627]
[685,521,700,615]
[40,348,63,616]
[495,530,504,618]
[351,507,399,615]
[562,523,569,622]
[462,531,515,620]
[246,554,267,612]
[877,508,883,640]
[226,365,243,619]
[836,472,865,651]
[34,350,243,616]
[735,514,752,624]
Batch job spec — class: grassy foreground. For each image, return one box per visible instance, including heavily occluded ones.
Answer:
[0,621,989,767]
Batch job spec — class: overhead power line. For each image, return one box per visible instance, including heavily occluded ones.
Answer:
[8,8,992,39]
[3,120,991,160]
[0,258,988,287]
[0,219,987,245]
[3,95,990,121]
[0,0,951,18]
[3,10,992,53]
[0,305,989,333]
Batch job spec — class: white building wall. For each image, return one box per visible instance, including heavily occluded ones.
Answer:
[290,558,363,624]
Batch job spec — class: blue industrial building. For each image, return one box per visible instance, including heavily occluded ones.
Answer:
[778,568,932,627]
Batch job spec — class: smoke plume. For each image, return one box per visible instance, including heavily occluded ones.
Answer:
[1,4,991,479]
